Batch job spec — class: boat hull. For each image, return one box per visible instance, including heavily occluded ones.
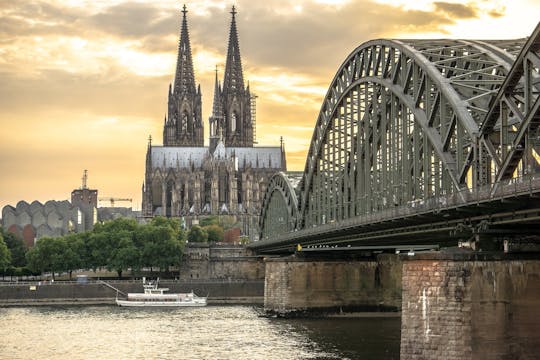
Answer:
[116,299,207,307]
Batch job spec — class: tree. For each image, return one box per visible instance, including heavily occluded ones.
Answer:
[0,227,26,267]
[62,234,85,280]
[0,232,11,272]
[199,216,219,227]
[108,233,139,278]
[204,224,224,242]
[187,225,208,243]
[26,237,65,280]
[136,224,184,272]
[150,216,180,231]
[86,232,110,271]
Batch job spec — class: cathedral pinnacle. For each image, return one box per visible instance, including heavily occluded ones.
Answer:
[173,4,196,95]
[164,3,204,147]
[223,5,244,93]
[211,65,222,119]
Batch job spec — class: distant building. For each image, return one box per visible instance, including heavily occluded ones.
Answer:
[1,171,138,246]
[98,207,140,222]
[1,200,94,247]
[71,169,98,232]
[141,6,286,239]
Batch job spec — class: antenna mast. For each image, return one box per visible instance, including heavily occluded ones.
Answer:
[82,170,88,190]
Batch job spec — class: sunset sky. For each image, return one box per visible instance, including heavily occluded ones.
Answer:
[1,0,539,211]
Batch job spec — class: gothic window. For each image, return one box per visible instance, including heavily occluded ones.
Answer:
[237,177,243,204]
[181,112,188,132]
[188,188,194,207]
[151,179,163,212]
[219,172,229,203]
[166,180,174,217]
[180,184,185,210]
[204,179,211,204]
[230,111,237,133]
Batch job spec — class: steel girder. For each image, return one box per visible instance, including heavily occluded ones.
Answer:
[296,38,531,230]
[480,23,540,194]
[258,27,540,244]
[259,172,299,240]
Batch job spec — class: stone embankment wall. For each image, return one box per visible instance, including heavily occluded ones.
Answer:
[264,254,402,316]
[400,253,540,360]
[180,244,265,281]
[0,280,264,306]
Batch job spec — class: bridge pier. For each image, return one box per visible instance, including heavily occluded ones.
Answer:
[264,254,401,316]
[400,252,540,359]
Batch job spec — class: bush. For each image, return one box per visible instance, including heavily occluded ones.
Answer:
[204,224,224,242]
[187,225,208,243]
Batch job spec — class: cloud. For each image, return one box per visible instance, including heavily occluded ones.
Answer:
[0,68,168,119]
[433,2,478,19]
[85,2,176,39]
[0,0,82,37]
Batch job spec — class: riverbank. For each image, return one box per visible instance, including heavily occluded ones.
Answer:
[0,280,264,307]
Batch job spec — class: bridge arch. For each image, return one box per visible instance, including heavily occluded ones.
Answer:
[298,38,524,228]
[259,172,299,240]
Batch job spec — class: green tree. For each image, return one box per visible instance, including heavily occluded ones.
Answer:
[0,232,12,272]
[136,224,184,272]
[62,235,85,280]
[108,233,139,278]
[204,224,224,242]
[239,235,250,245]
[199,216,219,227]
[94,218,139,234]
[86,232,110,271]
[187,225,208,243]
[150,216,180,230]
[0,227,26,267]
[26,237,65,280]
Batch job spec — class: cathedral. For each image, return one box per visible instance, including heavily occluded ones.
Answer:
[141,6,287,239]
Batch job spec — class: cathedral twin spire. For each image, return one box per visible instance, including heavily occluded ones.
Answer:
[174,5,196,95]
[164,4,253,149]
[222,6,244,95]
[164,4,203,147]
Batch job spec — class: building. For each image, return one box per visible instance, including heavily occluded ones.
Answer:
[1,171,138,246]
[1,200,93,247]
[141,6,286,239]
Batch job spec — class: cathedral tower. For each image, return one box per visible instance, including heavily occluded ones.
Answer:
[163,5,204,147]
[211,6,253,148]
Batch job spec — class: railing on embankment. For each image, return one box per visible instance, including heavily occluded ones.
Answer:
[0,279,264,306]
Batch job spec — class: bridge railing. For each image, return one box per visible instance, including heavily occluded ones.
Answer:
[259,174,540,244]
[334,174,540,227]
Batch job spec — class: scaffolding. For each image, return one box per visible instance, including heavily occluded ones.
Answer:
[251,94,258,144]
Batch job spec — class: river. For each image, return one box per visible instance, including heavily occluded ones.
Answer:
[0,306,400,359]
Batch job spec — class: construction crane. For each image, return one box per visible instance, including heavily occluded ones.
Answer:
[98,197,133,208]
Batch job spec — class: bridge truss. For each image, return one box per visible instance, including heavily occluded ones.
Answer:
[256,22,540,253]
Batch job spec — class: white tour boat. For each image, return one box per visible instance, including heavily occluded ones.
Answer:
[116,279,207,307]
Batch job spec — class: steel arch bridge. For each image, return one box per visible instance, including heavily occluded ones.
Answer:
[254,22,540,253]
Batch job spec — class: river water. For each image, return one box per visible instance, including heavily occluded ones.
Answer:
[0,306,400,359]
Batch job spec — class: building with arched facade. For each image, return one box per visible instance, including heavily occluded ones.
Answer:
[141,6,286,239]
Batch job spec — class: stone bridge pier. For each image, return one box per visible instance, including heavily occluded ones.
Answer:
[263,250,540,359]
[400,252,540,360]
[264,253,402,316]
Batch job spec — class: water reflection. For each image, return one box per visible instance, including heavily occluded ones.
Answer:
[0,306,400,360]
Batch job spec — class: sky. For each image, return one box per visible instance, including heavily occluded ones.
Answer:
[0,0,539,211]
